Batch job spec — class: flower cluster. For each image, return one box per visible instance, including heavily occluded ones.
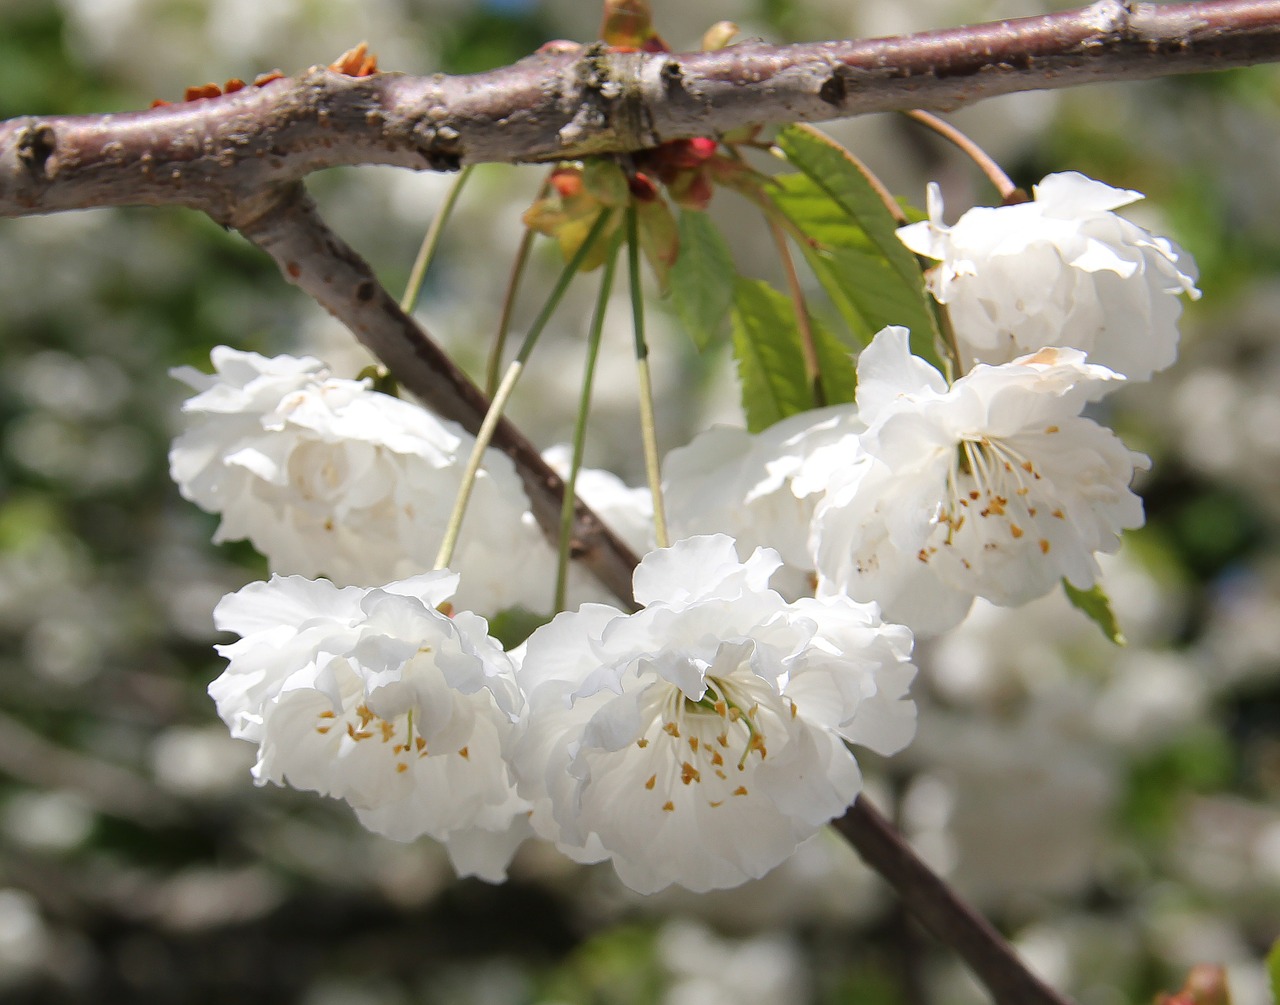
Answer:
[664,172,1194,634]
[175,170,1198,893]
[208,538,915,889]
[170,347,563,615]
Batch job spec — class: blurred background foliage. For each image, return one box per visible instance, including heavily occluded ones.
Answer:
[0,1,1278,1002]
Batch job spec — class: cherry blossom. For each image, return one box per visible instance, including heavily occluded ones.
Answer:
[511,534,916,893]
[806,327,1147,634]
[662,407,861,599]
[210,571,528,881]
[170,347,557,614]
[897,172,1199,383]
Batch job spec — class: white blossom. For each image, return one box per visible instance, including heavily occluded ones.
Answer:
[897,172,1200,383]
[807,327,1147,635]
[169,347,558,615]
[210,572,528,881]
[541,445,654,558]
[511,535,916,894]
[662,408,861,599]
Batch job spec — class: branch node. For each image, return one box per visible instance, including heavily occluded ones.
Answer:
[410,118,464,172]
[819,69,849,105]
[16,122,56,178]
[557,46,652,154]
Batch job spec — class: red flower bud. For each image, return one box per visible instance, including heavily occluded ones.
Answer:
[628,172,660,202]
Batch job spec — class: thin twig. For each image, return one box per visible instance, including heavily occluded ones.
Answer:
[833,797,1075,1005]
[902,111,1019,201]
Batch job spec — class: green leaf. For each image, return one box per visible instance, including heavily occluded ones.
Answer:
[731,278,813,432]
[487,606,551,649]
[670,210,736,350]
[810,309,857,407]
[1267,938,1280,1005]
[774,125,942,368]
[1063,580,1126,645]
[774,172,936,348]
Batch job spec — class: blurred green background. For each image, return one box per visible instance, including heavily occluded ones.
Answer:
[0,1,1278,1002]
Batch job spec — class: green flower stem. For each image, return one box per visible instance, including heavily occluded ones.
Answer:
[932,296,964,381]
[627,206,670,551]
[434,209,611,572]
[400,165,475,315]
[486,175,551,397]
[554,239,621,613]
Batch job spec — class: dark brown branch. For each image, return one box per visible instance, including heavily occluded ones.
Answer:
[2,0,1279,221]
[834,798,1074,1005]
[235,182,642,606]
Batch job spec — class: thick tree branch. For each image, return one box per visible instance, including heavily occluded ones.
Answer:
[235,182,642,606]
[2,0,1278,220]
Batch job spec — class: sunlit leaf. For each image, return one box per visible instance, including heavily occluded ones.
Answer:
[774,124,942,368]
[732,278,814,432]
[670,210,735,350]
[1063,580,1126,645]
[773,173,935,346]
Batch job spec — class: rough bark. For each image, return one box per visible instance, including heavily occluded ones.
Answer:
[2,0,1278,225]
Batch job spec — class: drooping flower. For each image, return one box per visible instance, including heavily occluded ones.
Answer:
[210,572,528,881]
[169,347,559,615]
[511,534,917,894]
[897,172,1200,383]
[805,327,1147,635]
